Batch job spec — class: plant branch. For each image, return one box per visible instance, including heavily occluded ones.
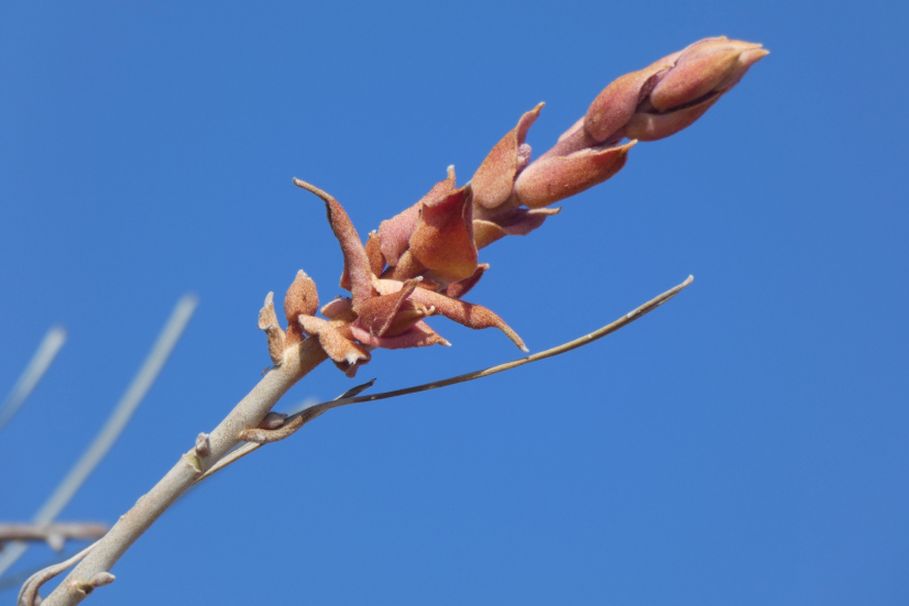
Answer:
[199,275,693,482]
[39,275,690,603]
[39,337,328,606]
[0,326,67,431]
[0,524,108,552]
[17,541,97,606]
[0,296,197,579]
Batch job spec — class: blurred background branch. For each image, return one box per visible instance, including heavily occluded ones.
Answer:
[0,326,67,431]
[0,295,197,579]
[0,524,107,552]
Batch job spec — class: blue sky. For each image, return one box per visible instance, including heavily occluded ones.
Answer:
[1,1,906,604]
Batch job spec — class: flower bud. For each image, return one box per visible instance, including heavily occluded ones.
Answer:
[514,141,635,208]
[471,103,544,210]
[586,36,768,143]
[408,185,478,282]
[283,270,319,345]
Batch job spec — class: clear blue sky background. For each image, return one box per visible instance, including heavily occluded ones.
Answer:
[1,1,906,604]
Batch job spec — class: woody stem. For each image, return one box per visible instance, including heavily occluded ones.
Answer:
[40,338,327,606]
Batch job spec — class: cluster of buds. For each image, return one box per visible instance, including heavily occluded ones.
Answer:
[259,36,766,376]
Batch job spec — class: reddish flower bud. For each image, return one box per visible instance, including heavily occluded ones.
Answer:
[378,166,456,267]
[472,208,560,249]
[349,320,450,349]
[283,270,319,345]
[408,185,478,282]
[586,36,768,143]
[471,103,544,210]
[298,314,370,374]
[353,278,432,338]
[514,141,635,208]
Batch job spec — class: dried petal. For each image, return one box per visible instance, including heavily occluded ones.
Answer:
[386,249,426,282]
[377,203,420,267]
[298,314,370,367]
[473,207,560,249]
[354,278,424,337]
[321,297,356,322]
[258,291,286,363]
[472,220,507,250]
[293,179,374,309]
[472,103,544,210]
[585,68,664,143]
[623,96,719,141]
[540,117,601,159]
[350,320,450,349]
[446,263,489,299]
[258,291,280,330]
[375,280,527,351]
[650,46,741,112]
[378,166,456,266]
[721,47,771,92]
[515,141,635,208]
[342,230,385,290]
[283,270,319,345]
[409,185,478,282]
[365,231,385,277]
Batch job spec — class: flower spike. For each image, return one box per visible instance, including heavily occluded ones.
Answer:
[281,37,764,373]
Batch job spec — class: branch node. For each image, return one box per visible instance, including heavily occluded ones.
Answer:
[238,415,305,444]
[260,412,287,429]
[181,452,203,474]
[194,432,211,457]
[89,572,115,587]
[71,571,114,595]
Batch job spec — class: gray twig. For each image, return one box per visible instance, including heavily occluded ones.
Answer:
[0,524,108,552]
[0,296,197,578]
[0,326,67,431]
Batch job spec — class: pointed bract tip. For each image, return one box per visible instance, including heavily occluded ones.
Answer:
[292,177,333,202]
[743,48,770,65]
